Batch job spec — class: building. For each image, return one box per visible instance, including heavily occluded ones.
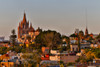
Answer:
[18,12,42,43]
[70,44,78,52]
[49,50,78,63]
[0,40,10,48]
[80,43,90,49]
[41,47,50,60]
[0,37,5,41]
[0,54,10,60]
[1,62,14,67]
[42,47,49,54]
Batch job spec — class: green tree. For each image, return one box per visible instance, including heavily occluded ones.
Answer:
[75,56,87,63]
[95,51,100,58]
[70,33,78,37]
[96,33,100,39]
[0,47,7,54]
[10,29,17,48]
[35,30,62,49]
[62,35,70,50]
[79,30,84,39]
[22,52,41,67]
[62,35,70,44]
[67,62,74,66]
[14,46,22,53]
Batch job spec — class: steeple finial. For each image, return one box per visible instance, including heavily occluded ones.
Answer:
[23,11,26,22]
[30,22,32,27]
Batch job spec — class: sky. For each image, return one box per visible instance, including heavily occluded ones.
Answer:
[0,0,100,39]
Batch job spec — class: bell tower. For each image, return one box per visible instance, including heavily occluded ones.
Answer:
[18,12,30,39]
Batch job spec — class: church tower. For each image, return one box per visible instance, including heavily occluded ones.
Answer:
[85,27,88,35]
[17,12,41,43]
[85,9,89,36]
[18,12,34,39]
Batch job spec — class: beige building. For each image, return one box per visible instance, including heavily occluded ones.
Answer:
[49,50,78,63]
[90,43,100,48]
[50,55,60,61]
[70,44,78,52]
[49,54,78,63]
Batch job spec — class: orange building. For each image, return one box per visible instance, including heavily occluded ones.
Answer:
[1,62,14,67]
[0,54,10,60]
[41,47,50,60]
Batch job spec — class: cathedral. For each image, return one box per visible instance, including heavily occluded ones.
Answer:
[18,12,41,43]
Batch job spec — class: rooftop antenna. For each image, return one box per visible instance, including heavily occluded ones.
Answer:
[85,8,89,35]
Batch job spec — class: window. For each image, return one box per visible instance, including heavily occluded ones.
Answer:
[73,48,74,51]
[76,48,78,51]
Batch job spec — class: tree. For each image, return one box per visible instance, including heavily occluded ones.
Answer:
[22,52,41,67]
[79,30,84,39]
[14,46,22,53]
[10,29,17,48]
[84,50,95,61]
[35,30,62,49]
[26,36,31,42]
[96,33,100,39]
[62,35,70,50]
[33,52,41,64]
[0,47,7,54]
[62,35,70,44]
[94,50,100,59]
[76,56,87,64]
[70,33,78,37]
[60,64,64,67]
[67,62,74,66]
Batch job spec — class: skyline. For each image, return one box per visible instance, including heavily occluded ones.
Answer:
[0,0,100,39]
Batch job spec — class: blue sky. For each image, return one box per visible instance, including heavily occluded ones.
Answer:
[0,0,100,39]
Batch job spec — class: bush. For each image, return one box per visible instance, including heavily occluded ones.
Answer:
[67,62,74,66]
